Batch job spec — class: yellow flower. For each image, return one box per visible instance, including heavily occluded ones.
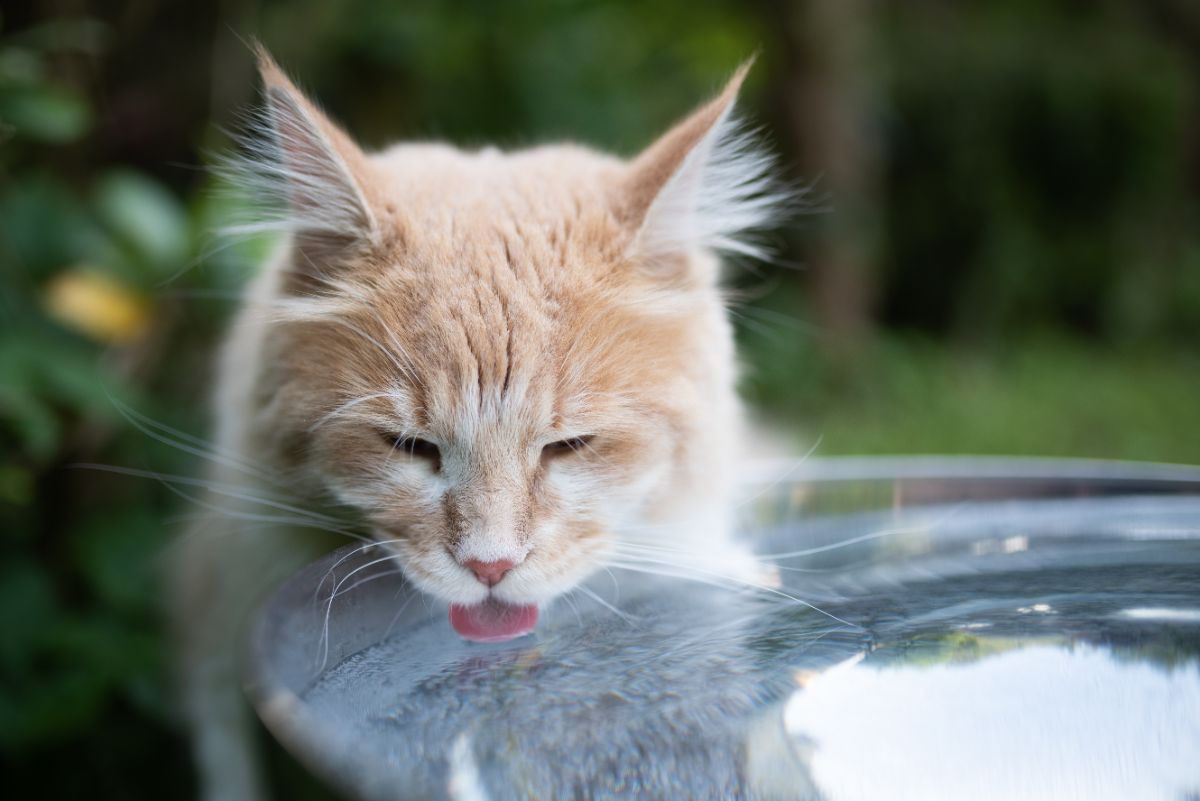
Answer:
[43,268,150,344]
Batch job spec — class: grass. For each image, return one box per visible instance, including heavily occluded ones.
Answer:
[741,330,1200,466]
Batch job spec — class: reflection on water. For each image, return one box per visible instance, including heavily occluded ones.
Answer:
[260,494,1200,801]
[783,644,1200,801]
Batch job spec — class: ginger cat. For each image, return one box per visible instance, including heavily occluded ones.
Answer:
[173,49,784,800]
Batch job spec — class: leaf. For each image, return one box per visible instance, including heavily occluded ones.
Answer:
[0,174,112,278]
[0,84,91,143]
[8,18,110,56]
[0,560,57,672]
[0,383,62,461]
[0,46,46,84]
[0,464,34,506]
[43,268,150,343]
[0,662,109,749]
[93,170,191,278]
[70,505,162,613]
[0,330,130,461]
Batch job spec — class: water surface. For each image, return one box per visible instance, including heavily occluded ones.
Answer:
[249,464,1200,800]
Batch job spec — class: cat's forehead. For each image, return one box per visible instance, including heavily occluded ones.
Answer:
[354,146,636,373]
[340,247,672,437]
[359,255,598,420]
[316,146,692,430]
[369,144,625,242]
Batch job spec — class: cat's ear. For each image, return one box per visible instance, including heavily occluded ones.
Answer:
[620,61,783,276]
[236,47,379,250]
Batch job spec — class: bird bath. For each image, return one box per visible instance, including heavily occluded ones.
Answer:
[246,457,1200,800]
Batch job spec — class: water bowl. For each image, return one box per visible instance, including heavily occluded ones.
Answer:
[245,457,1200,800]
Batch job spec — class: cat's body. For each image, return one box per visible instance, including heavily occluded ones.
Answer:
[173,51,782,801]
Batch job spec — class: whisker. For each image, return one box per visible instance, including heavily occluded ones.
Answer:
[732,436,823,511]
[318,553,401,670]
[163,482,367,542]
[125,471,368,556]
[560,589,584,627]
[314,539,404,601]
[109,397,280,485]
[71,463,351,528]
[330,567,405,599]
[604,555,861,630]
[307,392,401,433]
[576,584,639,625]
[382,590,421,640]
[361,306,426,391]
[755,504,967,560]
[324,316,421,389]
[600,566,623,606]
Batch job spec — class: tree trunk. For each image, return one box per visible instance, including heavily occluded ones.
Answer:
[767,0,882,347]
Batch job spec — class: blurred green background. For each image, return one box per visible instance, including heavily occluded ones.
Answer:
[1,0,1198,797]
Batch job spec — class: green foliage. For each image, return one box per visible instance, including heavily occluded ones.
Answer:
[0,18,104,147]
[0,17,209,796]
[93,170,192,282]
[260,0,760,152]
[742,321,1200,465]
[877,2,1200,343]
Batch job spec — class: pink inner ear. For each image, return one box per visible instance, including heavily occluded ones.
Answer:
[268,89,374,232]
[270,95,334,212]
[251,50,378,242]
[620,61,783,267]
[621,72,743,231]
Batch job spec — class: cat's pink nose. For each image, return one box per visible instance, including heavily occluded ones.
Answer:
[463,559,515,587]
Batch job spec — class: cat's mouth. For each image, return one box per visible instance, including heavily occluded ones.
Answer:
[449,598,539,642]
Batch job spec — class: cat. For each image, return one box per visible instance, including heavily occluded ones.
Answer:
[171,47,786,801]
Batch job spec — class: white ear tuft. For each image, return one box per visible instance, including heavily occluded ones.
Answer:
[219,49,377,245]
[624,62,790,268]
[639,114,787,262]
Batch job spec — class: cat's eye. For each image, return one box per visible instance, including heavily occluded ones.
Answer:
[542,435,595,458]
[382,433,440,465]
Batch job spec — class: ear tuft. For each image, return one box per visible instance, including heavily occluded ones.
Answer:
[622,60,790,268]
[220,46,378,246]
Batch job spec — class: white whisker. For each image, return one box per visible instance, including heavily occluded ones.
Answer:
[575,585,639,625]
[732,437,823,511]
[110,398,280,485]
[604,553,861,630]
[318,553,402,670]
[73,463,352,529]
[314,539,404,601]
[308,392,401,433]
[757,504,967,560]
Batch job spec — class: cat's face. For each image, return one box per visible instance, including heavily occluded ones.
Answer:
[243,52,777,615]
[287,187,723,608]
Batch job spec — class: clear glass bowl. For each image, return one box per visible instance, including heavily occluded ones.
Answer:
[245,457,1200,801]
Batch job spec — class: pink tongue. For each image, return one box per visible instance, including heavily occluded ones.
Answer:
[449,599,539,643]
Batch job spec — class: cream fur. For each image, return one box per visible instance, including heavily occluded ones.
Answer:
[173,50,783,801]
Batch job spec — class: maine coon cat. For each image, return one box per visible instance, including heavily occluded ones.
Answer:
[173,49,785,801]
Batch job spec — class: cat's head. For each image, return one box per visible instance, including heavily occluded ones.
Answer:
[235,50,783,619]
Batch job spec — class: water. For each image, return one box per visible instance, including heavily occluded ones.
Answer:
[247,461,1200,801]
